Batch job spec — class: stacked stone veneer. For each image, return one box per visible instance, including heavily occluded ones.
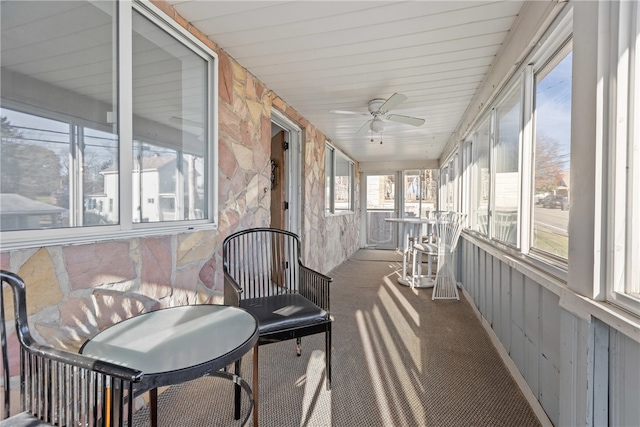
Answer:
[0,0,360,378]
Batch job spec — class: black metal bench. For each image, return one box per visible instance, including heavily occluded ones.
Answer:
[1,270,143,427]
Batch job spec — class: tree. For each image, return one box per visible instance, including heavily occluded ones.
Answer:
[1,116,62,200]
[534,134,568,193]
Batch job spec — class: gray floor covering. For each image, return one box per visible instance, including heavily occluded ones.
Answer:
[132,249,542,426]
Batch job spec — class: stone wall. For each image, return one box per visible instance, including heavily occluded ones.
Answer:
[0,0,360,363]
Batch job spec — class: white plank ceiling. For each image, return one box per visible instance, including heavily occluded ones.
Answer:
[1,0,525,166]
[167,0,525,165]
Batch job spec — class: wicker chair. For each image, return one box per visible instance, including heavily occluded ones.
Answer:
[0,270,143,427]
[223,228,332,427]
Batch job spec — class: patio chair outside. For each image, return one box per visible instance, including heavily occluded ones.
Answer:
[0,270,143,427]
[223,228,332,427]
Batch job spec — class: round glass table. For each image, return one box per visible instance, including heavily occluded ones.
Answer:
[81,304,258,426]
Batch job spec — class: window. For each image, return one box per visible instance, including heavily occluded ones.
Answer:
[0,1,216,244]
[403,170,437,218]
[325,144,354,214]
[464,10,572,263]
[492,82,521,246]
[472,117,491,235]
[440,154,458,212]
[532,43,572,260]
[609,1,640,313]
[440,167,449,212]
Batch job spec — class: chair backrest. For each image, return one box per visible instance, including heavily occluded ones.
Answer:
[1,270,142,426]
[223,228,302,300]
[432,211,467,254]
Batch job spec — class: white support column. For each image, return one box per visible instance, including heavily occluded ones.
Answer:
[568,0,610,300]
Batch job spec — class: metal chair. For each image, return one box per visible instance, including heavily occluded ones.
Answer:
[1,270,143,427]
[410,210,444,288]
[411,212,467,299]
[223,228,332,427]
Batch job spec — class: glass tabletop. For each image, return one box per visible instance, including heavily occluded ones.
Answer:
[81,305,257,378]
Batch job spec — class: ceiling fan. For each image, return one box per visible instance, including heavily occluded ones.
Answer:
[329,93,425,135]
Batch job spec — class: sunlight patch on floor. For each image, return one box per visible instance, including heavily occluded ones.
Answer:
[383,274,420,327]
[377,285,421,370]
[356,310,393,425]
[299,349,331,427]
[371,305,426,422]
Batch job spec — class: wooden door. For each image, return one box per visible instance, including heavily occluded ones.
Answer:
[270,130,286,230]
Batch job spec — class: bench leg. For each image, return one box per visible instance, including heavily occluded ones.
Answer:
[150,388,158,427]
[253,344,259,427]
[326,325,332,390]
[234,359,242,420]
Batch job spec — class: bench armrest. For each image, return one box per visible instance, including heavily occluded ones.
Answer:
[299,264,332,312]
[224,270,243,307]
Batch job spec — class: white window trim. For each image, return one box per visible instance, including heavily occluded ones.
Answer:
[461,7,574,272]
[325,143,355,215]
[608,0,640,314]
[0,1,219,251]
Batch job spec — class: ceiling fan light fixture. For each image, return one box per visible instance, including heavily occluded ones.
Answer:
[368,99,385,114]
[370,118,385,133]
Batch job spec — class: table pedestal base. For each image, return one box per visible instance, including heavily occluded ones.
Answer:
[213,370,254,426]
[397,276,435,288]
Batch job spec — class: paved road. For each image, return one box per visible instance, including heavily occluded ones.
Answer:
[534,206,569,234]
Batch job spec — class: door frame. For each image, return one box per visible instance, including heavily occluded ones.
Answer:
[271,109,302,237]
[360,171,402,249]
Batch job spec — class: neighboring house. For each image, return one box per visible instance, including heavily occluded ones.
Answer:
[0,193,67,231]
[87,154,202,223]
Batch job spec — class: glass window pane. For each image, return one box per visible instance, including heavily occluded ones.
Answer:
[132,10,208,223]
[334,152,352,212]
[404,170,421,218]
[473,118,491,235]
[403,170,437,218]
[1,110,68,230]
[325,146,333,213]
[532,48,572,259]
[1,0,116,231]
[447,154,458,211]
[493,83,521,245]
[367,175,394,210]
[82,126,118,225]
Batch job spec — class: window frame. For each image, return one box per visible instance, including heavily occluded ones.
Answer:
[608,0,640,313]
[469,115,492,236]
[439,152,459,213]
[461,7,573,273]
[325,143,354,215]
[490,80,522,249]
[0,0,218,249]
[528,39,573,264]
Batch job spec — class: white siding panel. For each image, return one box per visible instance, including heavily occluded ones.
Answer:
[478,249,487,316]
[460,238,639,427]
[539,353,560,425]
[610,329,640,426]
[491,256,502,335]
[524,276,540,397]
[539,288,560,425]
[500,262,512,351]
[510,270,526,374]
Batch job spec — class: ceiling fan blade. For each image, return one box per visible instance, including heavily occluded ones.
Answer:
[356,120,373,135]
[329,109,369,116]
[387,114,425,127]
[379,93,407,113]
